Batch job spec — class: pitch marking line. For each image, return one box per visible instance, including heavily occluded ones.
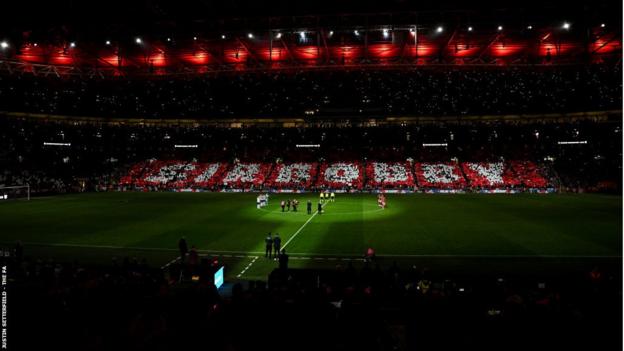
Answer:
[9,242,621,259]
[236,256,259,278]
[161,256,181,269]
[281,202,328,250]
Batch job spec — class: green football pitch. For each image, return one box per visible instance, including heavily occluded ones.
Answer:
[0,192,621,280]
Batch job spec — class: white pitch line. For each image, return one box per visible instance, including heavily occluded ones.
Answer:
[161,256,181,269]
[9,241,621,260]
[281,202,327,250]
[11,241,265,255]
[236,256,259,278]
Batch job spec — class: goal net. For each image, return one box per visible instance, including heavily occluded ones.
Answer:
[0,185,31,201]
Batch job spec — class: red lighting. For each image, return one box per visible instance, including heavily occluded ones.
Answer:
[368,44,400,59]
[294,46,321,61]
[101,54,124,67]
[450,44,481,57]
[592,39,622,54]
[491,43,524,57]
[538,43,576,56]
[181,52,212,65]
[223,48,248,63]
[407,44,437,57]
[50,54,74,65]
[148,52,167,67]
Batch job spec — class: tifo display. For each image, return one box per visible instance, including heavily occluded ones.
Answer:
[117,160,553,192]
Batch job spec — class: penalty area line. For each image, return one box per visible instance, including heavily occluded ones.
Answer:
[161,256,181,270]
[236,256,259,278]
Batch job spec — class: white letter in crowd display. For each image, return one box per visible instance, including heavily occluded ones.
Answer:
[468,163,504,185]
[145,162,196,184]
[373,163,409,182]
[223,163,261,183]
[193,163,221,183]
[422,164,460,184]
[276,163,312,183]
[324,163,360,185]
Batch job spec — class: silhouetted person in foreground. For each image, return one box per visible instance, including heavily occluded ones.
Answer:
[265,233,273,258]
[273,234,281,259]
[178,236,188,261]
[279,249,289,270]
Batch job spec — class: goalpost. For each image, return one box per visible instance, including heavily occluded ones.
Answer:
[0,185,31,201]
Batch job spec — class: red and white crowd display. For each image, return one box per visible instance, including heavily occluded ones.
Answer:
[120,160,228,189]
[316,162,364,189]
[461,162,520,188]
[221,162,271,188]
[414,162,467,189]
[192,163,228,188]
[119,159,552,191]
[510,161,549,188]
[265,162,318,189]
[366,162,415,188]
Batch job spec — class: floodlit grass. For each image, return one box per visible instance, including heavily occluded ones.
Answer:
[0,192,620,278]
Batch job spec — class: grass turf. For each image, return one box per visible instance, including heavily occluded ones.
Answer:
[0,192,621,279]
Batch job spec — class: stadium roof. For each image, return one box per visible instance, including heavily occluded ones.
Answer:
[0,0,620,76]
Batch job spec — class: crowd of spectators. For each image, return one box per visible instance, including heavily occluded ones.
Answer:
[0,115,620,194]
[6,245,620,350]
[0,65,620,118]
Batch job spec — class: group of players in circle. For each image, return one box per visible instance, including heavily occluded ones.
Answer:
[278,192,336,215]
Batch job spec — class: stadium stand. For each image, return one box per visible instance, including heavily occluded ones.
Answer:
[0,66,621,118]
[0,114,620,194]
[5,247,621,351]
[0,2,621,349]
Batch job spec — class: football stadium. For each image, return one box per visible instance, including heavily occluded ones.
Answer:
[0,0,622,350]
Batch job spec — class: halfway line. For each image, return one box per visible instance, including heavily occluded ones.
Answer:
[281,202,327,250]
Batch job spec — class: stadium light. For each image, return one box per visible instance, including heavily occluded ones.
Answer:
[135,37,142,44]
[193,36,197,40]
[221,34,226,39]
[33,43,38,47]
[562,22,571,30]
[354,30,360,36]
[43,142,71,146]
[0,41,8,49]
[382,29,390,38]
[247,33,253,39]
[558,141,588,145]
[275,32,282,39]
[436,26,444,33]
[69,42,76,48]
[105,40,111,45]
[600,23,606,28]
[167,37,171,42]
[299,31,306,39]
[468,26,473,32]
[527,25,533,30]
[328,30,334,37]
[497,25,503,31]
